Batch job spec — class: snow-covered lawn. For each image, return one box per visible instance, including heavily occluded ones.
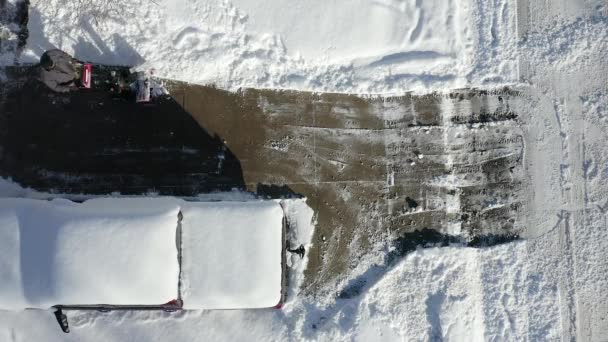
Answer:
[22,0,518,93]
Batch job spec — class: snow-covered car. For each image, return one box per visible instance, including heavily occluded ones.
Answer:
[0,198,289,332]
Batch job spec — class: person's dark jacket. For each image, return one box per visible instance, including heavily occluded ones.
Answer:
[39,49,77,93]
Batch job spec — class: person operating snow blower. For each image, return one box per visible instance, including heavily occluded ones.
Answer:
[39,49,80,93]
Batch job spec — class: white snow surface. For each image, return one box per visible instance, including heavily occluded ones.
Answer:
[20,0,518,94]
[180,201,284,309]
[0,197,181,309]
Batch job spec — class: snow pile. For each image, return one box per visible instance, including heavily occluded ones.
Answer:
[0,198,180,309]
[180,201,284,309]
[21,0,518,93]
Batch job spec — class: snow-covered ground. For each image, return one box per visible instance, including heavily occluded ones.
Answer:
[0,0,607,340]
[20,0,518,94]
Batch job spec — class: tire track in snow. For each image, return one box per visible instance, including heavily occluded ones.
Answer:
[549,95,583,341]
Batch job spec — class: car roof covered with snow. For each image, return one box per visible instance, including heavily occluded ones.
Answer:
[0,197,284,310]
[180,201,284,309]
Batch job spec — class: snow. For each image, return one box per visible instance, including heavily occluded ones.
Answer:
[0,198,180,309]
[180,201,284,309]
[19,0,518,94]
[231,0,461,62]
[342,239,562,341]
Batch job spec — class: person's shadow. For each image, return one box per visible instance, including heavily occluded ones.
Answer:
[72,20,145,66]
[15,5,146,67]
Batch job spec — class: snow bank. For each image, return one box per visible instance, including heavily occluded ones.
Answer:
[0,198,180,309]
[180,201,284,309]
[22,0,518,94]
